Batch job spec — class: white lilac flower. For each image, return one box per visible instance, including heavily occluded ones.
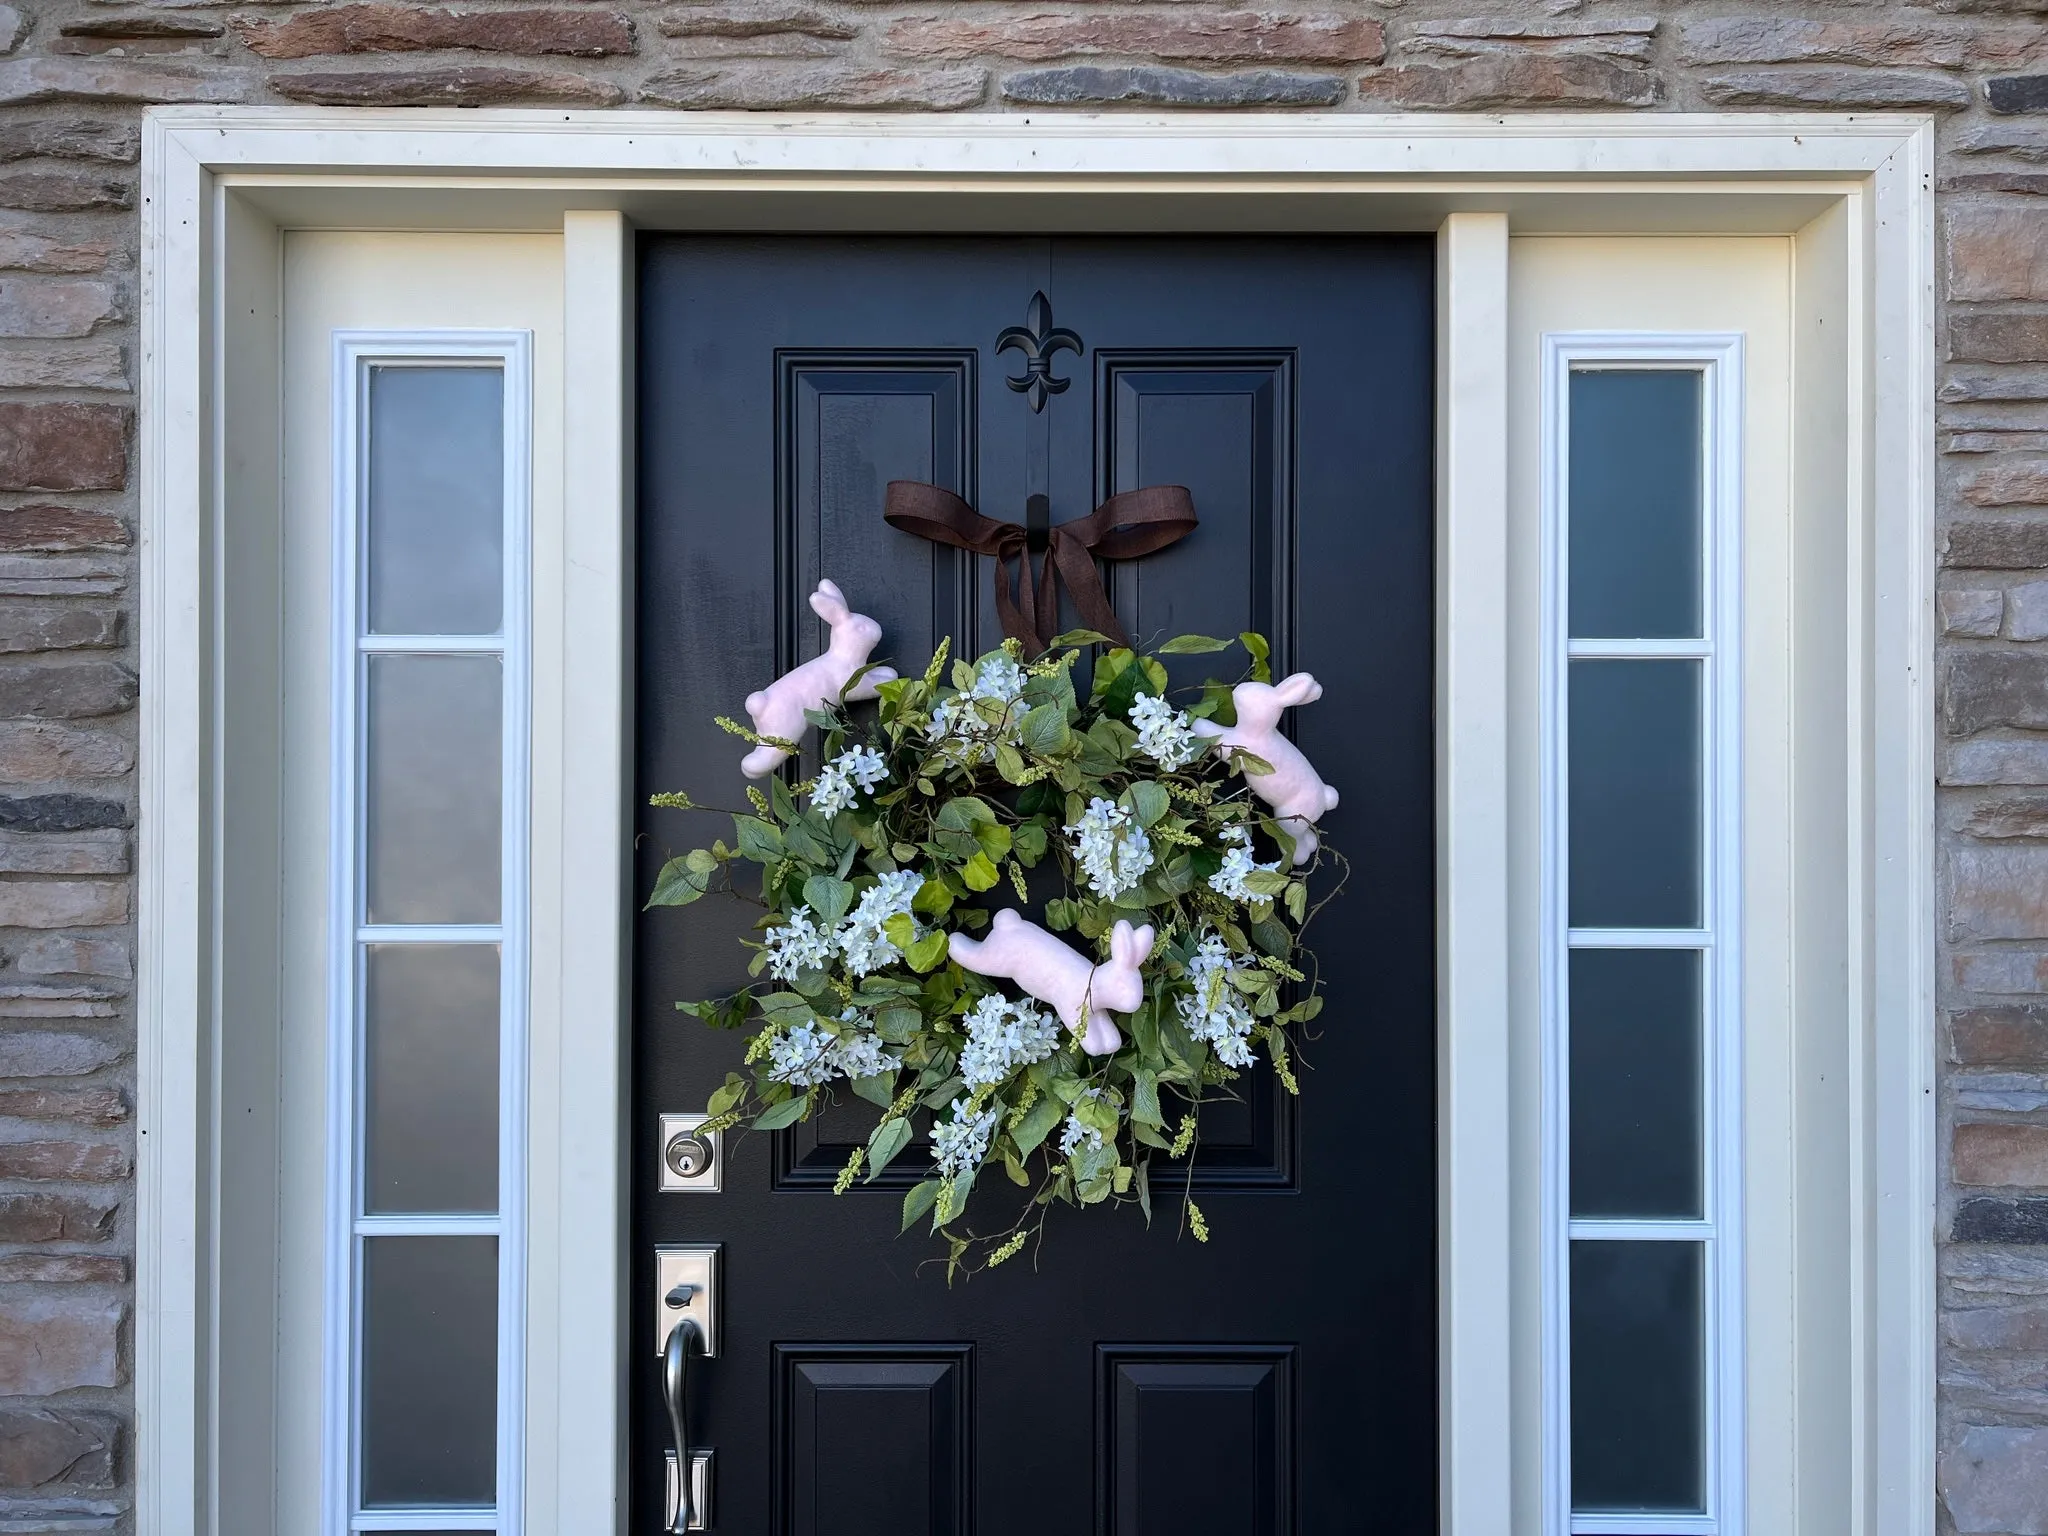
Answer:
[1178,932,1257,1068]
[1063,797,1156,902]
[1129,692,1202,771]
[958,993,1061,1089]
[1208,822,1281,903]
[766,1022,839,1087]
[1058,1093,1106,1158]
[926,653,1027,760]
[836,869,925,976]
[828,1010,899,1082]
[930,1096,1000,1178]
[810,744,890,817]
[763,906,837,982]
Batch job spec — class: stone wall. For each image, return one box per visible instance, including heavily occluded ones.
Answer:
[0,0,2041,1530]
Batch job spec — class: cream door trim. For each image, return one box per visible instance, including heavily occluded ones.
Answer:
[137,111,1935,1536]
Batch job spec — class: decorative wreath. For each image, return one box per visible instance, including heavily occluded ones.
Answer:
[647,569,1344,1279]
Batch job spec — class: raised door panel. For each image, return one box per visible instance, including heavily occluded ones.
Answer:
[782,355,979,673]
[775,1345,973,1536]
[1096,351,1300,1187]
[1099,1346,1296,1536]
[775,354,976,1189]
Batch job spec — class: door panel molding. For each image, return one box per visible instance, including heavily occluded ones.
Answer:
[140,114,1934,1536]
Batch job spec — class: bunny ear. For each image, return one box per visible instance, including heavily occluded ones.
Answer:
[1273,671,1322,706]
[1108,920,1132,963]
[1129,924,1156,963]
[810,579,848,621]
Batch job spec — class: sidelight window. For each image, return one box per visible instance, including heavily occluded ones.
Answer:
[326,335,531,1536]
[1542,338,1745,1536]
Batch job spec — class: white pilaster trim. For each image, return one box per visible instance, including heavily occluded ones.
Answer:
[1436,209,1513,1536]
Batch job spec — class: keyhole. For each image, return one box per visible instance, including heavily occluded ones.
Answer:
[666,1130,715,1180]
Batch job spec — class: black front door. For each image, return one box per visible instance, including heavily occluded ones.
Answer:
[634,236,1435,1535]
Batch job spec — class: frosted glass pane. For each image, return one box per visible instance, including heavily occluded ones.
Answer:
[1569,948,1703,1219]
[365,654,501,925]
[366,365,504,636]
[1571,1240,1705,1511]
[1568,659,1701,929]
[364,944,499,1215]
[360,1236,498,1508]
[1568,370,1702,640]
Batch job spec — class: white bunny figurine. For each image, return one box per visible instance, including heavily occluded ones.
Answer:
[1190,672,1339,865]
[739,578,899,779]
[949,912,1156,1057]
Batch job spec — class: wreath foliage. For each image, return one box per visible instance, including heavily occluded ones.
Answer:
[647,629,1342,1278]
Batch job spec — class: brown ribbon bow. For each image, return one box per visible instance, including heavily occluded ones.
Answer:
[882,481,1197,656]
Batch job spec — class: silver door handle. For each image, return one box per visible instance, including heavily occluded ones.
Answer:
[662,1287,703,1533]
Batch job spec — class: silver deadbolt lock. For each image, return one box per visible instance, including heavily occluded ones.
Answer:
[667,1130,713,1179]
[659,1113,721,1193]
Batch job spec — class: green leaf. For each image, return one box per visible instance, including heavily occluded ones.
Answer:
[973,821,1013,862]
[951,659,977,691]
[1010,1093,1065,1157]
[921,1073,966,1109]
[875,1005,923,1044]
[1094,649,1146,717]
[905,930,950,973]
[867,1114,914,1176]
[941,1168,977,1228]
[706,1076,746,1118]
[901,1178,942,1232]
[734,815,784,864]
[783,817,830,865]
[1284,880,1308,923]
[803,874,854,928]
[1231,749,1276,778]
[1240,630,1272,683]
[1249,915,1293,958]
[1243,868,1290,896]
[882,911,919,950]
[685,847,718,875]
[1125,780,1170,828]
[851,1071,898,1108]
[1132,1068,1163,1128]
[758,991,816,1025]
[1157,634,1232,654]
[1043,897,1076,933]
[752,1094,812,1132]
[912,879,955,919]
[961,851,1001,892]
[1157,853,1196,896]
[994,742,1030,784]
[936,796,998,833]
[1012,821,1048,864]
[1019,701,1071,757]
[647,856,710,907]
[1049,628,1114,648]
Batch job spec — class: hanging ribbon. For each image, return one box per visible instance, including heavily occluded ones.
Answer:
[882,481,1197,656]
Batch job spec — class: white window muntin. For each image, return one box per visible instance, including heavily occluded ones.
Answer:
[325,331,532,1536]
[1539,333,1746,1536]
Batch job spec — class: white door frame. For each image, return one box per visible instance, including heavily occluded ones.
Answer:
[137,109,1935,1536]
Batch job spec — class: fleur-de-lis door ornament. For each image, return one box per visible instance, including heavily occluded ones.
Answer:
[995,290,1083,413]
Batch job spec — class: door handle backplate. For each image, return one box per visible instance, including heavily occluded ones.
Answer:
[653,1244,720,1357]
[665,1449,714,1531]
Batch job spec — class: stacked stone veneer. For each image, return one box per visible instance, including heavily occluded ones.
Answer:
[0,1,2040,1531]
